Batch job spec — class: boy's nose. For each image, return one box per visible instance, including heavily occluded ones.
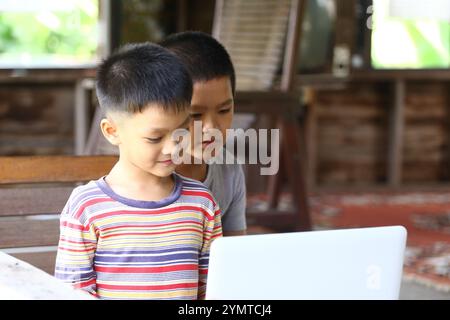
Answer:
[202,115,219,132]
[161,138,178,155]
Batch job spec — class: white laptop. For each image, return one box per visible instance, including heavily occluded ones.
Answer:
[205,226,407,300]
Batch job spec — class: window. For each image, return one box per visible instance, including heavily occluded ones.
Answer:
[0,0,99,68]
[297,0,336,73]
[371,0,450,69]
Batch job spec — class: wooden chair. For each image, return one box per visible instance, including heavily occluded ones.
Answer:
[0,155,117,274]
[213,0,312,231]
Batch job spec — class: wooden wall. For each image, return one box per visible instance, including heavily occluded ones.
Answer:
[310,80,450,187]
[1,1,449,189]
[403,82,450,183]
[1,78,449,188]
[0,84,74,156]
[314,82,389,186]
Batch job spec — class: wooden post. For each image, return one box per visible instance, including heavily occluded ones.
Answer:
[99,0,113,58]
[281,0,306,92]
[388,79,405,187]
[282,103,313,231]
[271,0,311,231]
[212,0,312,231]
[267,118,284,209]
[176,0,188,32]
[74,79,95,155]
[212,0,225,39]
[445,82,450,180]
[74,80,88,155]
[304,87,318,190]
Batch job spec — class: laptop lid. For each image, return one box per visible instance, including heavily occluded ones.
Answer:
[205,226,407,300]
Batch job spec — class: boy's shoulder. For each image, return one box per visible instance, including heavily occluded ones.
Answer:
[211,160,244,177]
[206,159,245,190]
[177,173,209,189]
[176,174,219,209]
[69,179,103,199]
[64,179,106,213]
[216,147,245,178]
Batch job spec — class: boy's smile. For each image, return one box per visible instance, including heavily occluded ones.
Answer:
[202,138,215,149]
[157,158,175,166]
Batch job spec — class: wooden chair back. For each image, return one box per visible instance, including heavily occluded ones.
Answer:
[0,155,117,274]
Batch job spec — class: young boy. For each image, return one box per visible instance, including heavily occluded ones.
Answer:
[54,43,222,300]
[161,31,247,236]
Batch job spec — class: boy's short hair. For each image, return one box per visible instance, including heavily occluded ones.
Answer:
[160,31,236,96]
[96,42,193,114]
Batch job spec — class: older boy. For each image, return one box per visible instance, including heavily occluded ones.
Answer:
[161,31,247,236]
[54,43,222,300]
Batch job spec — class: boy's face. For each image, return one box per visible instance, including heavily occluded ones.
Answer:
[190,76,234,159]
[105,105,190,178]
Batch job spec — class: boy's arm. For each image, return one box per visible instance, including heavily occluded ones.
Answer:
[222,165,247,236]
[54,198,98,297]
[198,201,223,299]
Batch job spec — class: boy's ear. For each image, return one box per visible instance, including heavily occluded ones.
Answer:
[100,117,121,146]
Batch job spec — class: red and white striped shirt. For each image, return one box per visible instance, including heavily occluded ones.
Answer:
[54,174,222,300]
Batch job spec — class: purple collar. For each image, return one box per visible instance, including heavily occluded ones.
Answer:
[95,174,182,209]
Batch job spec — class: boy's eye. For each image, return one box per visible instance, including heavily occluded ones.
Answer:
[219,108,231,114]
[146,137,162,144]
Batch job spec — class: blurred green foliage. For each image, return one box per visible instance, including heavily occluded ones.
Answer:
[402,22,450,67]
[372,0,450,69]
[0,0,98,65]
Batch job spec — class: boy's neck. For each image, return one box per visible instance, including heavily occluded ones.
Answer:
[176,163,208,182]
[105,160,175,202]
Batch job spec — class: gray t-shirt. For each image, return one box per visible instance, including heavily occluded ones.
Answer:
[202,162,247,233]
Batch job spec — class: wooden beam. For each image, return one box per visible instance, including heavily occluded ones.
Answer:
[0,187,73,217]
[0,156,118,184]
[0,216,59,248]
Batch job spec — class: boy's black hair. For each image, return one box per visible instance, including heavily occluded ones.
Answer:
[160,31,236,96]
[96,42,192,114]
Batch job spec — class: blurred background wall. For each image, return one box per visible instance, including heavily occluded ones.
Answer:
[1,0,449,191]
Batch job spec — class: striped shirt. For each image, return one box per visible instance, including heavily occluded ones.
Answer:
[54,174,222,300]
